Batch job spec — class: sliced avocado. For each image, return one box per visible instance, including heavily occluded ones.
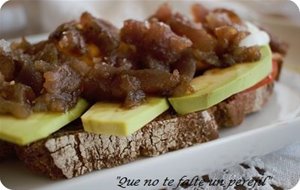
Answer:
[0,99,89,145]
[169,45,272,115]
[81,98,169,136]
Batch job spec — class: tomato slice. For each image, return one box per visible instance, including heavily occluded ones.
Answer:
[243,60,278,93]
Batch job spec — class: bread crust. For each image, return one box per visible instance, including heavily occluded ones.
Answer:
[13,83,273,179]
[0,140,15,161]
[213,83,274,128]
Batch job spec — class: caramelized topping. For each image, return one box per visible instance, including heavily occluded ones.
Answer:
[0,3,272,118]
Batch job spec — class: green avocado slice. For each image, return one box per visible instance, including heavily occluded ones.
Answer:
[169,45,272,115]
[81,98,169,136]
[0,99,89,145]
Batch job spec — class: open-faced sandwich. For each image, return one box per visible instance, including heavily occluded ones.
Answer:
[0,3,288,179]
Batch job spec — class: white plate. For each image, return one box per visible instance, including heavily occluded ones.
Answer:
[2,29,300,189]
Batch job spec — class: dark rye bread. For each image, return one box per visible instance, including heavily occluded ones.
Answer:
[15,110,218,179]
[0,140,15,160]
[13,82,274,179]
[213,83,274,128]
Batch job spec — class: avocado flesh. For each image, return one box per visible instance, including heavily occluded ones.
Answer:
[0,99,89,145]
[169,45,272,115]
[81,98,169,136]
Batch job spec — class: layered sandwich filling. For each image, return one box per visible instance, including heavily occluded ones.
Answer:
[0,3,287,145]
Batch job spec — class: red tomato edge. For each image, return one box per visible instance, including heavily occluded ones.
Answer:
[242,60,278,93]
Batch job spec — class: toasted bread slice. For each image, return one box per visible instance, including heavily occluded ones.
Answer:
[13,82,273,179]
[0,140,15,161]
